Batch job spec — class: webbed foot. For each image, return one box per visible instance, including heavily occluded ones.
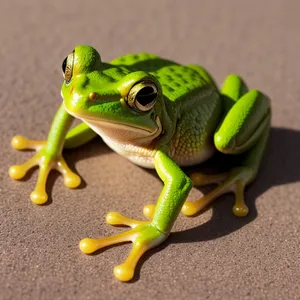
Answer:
[79,212,168,282]
[182,167,251,217]
[9,135,81,204]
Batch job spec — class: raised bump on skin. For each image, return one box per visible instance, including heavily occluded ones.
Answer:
[89,92,97,101]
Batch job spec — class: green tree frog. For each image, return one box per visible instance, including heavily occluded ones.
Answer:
[9,45,271,282]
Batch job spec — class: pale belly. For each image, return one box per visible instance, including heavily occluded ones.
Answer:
[102,135,215,168]
[85,119,215,168]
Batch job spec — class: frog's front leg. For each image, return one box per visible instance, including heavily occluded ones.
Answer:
[9,104,97,204]
[182,75,271,217]
[79,149,193,282]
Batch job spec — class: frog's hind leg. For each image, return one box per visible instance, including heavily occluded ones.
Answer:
[182,74,271,217]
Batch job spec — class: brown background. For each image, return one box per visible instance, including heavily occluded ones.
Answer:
[0,0,300,299]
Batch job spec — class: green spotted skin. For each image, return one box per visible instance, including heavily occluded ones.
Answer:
[110,53,212,101]
[169,89,221,166]
[109,53,222,166]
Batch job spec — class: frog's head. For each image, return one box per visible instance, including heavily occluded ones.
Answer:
[61,45,163,145]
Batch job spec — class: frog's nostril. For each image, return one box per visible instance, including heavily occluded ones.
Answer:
[89,92,97,101]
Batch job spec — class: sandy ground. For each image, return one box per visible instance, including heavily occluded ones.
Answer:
[0,0,299,299]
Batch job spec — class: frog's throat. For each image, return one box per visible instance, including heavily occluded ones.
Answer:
[82,115,163,146]
[83,115,161,133]
[64,101,163,144]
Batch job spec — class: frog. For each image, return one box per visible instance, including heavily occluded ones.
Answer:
[9,45,271,282]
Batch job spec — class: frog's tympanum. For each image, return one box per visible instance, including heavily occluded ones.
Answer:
[9,46,271,281]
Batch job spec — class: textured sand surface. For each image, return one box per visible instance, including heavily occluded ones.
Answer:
[0,0,299,299]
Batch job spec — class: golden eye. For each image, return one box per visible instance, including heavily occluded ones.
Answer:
[127,81,158,112]
[62,50,75,83]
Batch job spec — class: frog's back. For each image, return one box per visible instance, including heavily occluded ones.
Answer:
[110,53,215,101]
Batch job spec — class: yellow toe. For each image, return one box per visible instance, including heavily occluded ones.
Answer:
[30,190,48,205]
[79,238,99,254]
[143,204,155,219]
[181,202,199,216]
[106,212,122,225]
[232,205,249,217]
[114,263,134,282]
[9,165,26,180]
[190,173,205,186]
[11,136,28,150]
[63,173,81,188]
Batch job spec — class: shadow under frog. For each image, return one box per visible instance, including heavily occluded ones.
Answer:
[121,126,299,281]
[19,126,299,281]
[59,126,300,243]
[169,126,300,243]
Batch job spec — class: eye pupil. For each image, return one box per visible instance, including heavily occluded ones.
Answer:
[136,86,157,107]
[62,50,75,83]
[127,81,158,112]
[62,56,67,73]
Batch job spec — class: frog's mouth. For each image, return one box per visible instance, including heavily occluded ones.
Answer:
[65,105,163,145]
[82,116,162,145]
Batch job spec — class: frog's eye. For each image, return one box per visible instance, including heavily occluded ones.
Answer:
[127,81,158,112]
[62,50,75,83]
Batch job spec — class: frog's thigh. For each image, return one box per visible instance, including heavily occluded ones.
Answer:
[214,89,270,155]
[64,123,98,149]
[183,90,271,217]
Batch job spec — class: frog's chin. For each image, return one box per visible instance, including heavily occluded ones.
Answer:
[65,103,162,145]
[82,116,162,146]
